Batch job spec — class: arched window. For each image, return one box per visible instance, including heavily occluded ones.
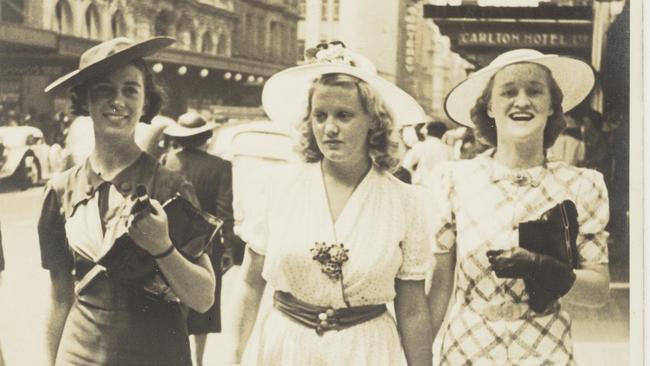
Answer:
[217,32,230,56]
[201,32,214,54]
[154,10,174,37]
[176,15,196,51]
[1,0,24,23]
[85,3,101,39]
[53,0,74,34]
[111,10,127,37]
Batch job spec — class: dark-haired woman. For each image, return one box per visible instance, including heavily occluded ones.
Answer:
[428,49,610,365]
[38,37,215,366]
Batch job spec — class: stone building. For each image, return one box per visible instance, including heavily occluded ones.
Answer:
[0,0,300,119]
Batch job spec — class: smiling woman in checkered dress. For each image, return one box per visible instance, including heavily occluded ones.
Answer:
[426,50,610,366]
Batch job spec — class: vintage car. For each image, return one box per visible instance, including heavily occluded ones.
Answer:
[0,126,65,188]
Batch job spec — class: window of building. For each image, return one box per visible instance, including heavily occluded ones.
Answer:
[53,0,73,34]
[217,32,230,56]
[85,4,101,39]
[321,0,328,21]
[299,0,306,17]
[111,10,127,38]
[297,39,305,62]
[201,32,214,54]
[1,0,25,23]
[154,10,174,37]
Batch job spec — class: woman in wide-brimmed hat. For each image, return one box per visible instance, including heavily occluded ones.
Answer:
[227,42,434,365]
[427,49,610,365]
[38,37,215,365]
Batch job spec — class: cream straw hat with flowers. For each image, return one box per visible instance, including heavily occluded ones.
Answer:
[262,42,427,127]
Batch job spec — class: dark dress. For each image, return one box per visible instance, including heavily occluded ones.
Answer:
[38,153,203,366]
[162,147,236,334]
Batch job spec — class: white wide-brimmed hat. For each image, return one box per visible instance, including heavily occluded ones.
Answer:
[262,42,427,127]
[164,112,218,138]
[445,49,595,128]
[45,37,175,94]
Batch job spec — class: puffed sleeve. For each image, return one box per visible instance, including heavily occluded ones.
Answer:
[235,170,271,256]
[397,186,434,280]
[37,180,73,271]
[575,169,610,265]
[425,162,457,254]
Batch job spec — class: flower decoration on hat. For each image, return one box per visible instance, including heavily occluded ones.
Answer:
[305,41,353,66]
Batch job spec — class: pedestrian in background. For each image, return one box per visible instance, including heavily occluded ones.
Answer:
[228,41,433,366]
[162,111,238,366]
[38,37,215,365]
[428,49,610,365]
[411,121,453,185]
[547,112,585,166]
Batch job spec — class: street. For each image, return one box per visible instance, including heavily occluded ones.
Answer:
[0,185,630,365]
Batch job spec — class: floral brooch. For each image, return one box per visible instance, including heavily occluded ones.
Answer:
[311,242,349,281]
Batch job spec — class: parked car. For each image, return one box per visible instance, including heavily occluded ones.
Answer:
[0,126,65,188]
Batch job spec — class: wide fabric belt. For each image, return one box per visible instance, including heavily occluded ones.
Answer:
[463,300,559,322]
[273,291,386,336]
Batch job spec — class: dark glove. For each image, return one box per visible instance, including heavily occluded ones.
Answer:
[487,247,576,296]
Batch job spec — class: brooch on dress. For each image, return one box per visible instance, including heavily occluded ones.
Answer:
[311,242,349,281]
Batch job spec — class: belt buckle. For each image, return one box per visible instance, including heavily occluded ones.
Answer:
[481,303,525,321]
[483,305,501,322]
[502,303,520,321]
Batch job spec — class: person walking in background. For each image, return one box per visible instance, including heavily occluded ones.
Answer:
[38,37,215,365]
[228,41,433,366]
[401,122,427,174]
[547,112,585,166]
[428,49,610,365]
[162,111,238,366]
[411,121,453,185]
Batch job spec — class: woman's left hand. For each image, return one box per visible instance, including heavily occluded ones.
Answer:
[127,198,172,256]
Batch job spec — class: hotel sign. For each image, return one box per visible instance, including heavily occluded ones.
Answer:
[458,31,591,49]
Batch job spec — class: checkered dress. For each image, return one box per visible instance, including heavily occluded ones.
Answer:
[426,151,609,366]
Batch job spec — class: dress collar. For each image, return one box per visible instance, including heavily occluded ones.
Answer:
[481,148,548,187]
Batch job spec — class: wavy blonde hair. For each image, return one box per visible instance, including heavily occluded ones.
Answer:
[296,73,401,172]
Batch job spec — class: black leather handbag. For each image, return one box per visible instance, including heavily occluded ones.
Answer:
[518,200,579,312]
[98,188,223,282]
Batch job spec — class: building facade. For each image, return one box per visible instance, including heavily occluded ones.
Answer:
[296,0,470,121]
[0,0,300,120]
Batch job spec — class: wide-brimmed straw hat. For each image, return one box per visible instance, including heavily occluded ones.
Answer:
[44,36,175,94]
[445,49,595,128]
[262,42,427,127]
[164,112,217,138]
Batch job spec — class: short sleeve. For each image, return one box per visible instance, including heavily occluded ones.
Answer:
[37,181,73,271]
[235,171,270,256]
[397,186,434,280]
[575,169,610,265]
[425,162,457,254]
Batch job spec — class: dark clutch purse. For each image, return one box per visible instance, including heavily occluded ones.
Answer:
[98,188,223,282]
[518,200,579,312]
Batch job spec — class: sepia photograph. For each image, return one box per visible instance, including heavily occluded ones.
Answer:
[0,0,641,365]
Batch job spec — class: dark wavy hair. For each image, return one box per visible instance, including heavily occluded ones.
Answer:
[296,73,401,172]
[69,59,164,124]
[470,62,566,149]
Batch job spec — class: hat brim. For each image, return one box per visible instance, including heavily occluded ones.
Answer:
[163,122,218,138]
[44,37,175,94]
[445,54,595,128]
[262,63,427,127]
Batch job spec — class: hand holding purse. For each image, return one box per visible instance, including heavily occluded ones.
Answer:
[487,200,580,313]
